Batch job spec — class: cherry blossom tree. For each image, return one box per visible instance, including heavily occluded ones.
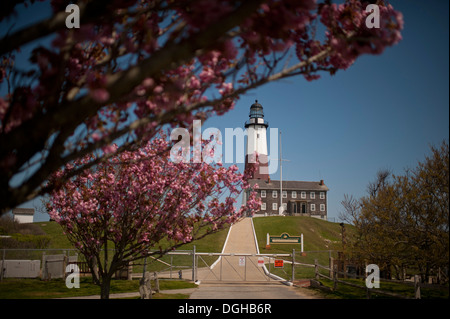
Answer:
[46,136,260,298]
[0,0,403,215]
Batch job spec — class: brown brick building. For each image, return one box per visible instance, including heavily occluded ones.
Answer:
[248,179,329,219]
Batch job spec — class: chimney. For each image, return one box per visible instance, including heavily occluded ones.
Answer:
[319,180,324,186]
[267,176,270,183]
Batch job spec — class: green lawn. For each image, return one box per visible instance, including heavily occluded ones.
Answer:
[0,277,197,299]
[252,216,351,279]
[0,221,230,299]
[37,222,74,248]
[253,216,350,254]
[36,220,230,252]
[34,220,231,274]
[314,277,449,299]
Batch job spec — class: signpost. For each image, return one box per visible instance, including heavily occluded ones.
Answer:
[257,257,265,268]
[266,233,303,252]
[274,259,284,268]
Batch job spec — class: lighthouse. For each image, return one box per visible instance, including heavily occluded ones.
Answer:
[244,100,269,180]
[242,100,329,220]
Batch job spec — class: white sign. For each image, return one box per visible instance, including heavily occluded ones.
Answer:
[238,257,245,267]
[257,257,264,268]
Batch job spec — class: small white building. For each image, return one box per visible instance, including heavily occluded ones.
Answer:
[12,208,35,223]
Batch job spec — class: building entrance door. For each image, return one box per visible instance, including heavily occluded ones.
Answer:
[301,202,306,214]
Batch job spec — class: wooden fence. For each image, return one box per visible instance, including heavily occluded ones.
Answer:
[312,259,447,299]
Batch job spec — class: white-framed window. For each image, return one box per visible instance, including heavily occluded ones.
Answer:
[272,190,277,198]
[261,203,266,211]
[311,204,316,211]
[272,203,278,211]
[261,190,266,198]
[292,191,297,198]
[310,192,315,199]
[282,191,287,198]
[320,192,325,199]
[301,191,306,199]
[320,204,326,211]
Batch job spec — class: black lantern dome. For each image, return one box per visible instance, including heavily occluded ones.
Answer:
[245,100,269,128]
[250,100,264,118]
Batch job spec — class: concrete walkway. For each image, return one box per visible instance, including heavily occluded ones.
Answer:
[189,282,312,299]
[190,218,313,299]
[196,217,267,282]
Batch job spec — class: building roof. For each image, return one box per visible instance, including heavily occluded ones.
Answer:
[249,179,329,191]
[12,208,35,216]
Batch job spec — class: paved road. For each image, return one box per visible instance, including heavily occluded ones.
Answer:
[196,218,267,282]
[189,282,312,299]
[191,218,314,299]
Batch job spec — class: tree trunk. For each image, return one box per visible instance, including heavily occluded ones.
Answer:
[100,274,112,299]
[100,259,121,299]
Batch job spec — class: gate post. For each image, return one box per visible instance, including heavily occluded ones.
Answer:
[244,256,247,281]
[291,249,295,283]
[314,259,319,280]
[414,275,421,299]
[268,256,271,281]
[220,255,223,281]
[1,249,5,281]
[192,245,196,282]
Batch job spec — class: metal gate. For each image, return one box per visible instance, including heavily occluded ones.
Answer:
[192,252,292,283]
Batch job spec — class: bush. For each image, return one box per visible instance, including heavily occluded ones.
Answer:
[0,215,51,249]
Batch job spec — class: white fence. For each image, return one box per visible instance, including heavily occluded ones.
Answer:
[1,249,79,280]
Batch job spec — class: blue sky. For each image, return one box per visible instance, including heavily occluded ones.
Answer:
[4,1,449,222]
[204,1,449,221]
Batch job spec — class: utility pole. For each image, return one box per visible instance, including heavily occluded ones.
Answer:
[279,130,283,215]
[279,130,290,215]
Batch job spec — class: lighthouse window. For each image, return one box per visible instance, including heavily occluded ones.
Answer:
[257,134,260,138]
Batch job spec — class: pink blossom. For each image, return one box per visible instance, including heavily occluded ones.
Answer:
[153,85,164,94]
[46,136,257,274]
[102,143,117,155]
[91,133,101,142]
[90,88,110,103]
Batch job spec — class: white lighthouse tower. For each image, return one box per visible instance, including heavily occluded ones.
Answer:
[244,100,269,181]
